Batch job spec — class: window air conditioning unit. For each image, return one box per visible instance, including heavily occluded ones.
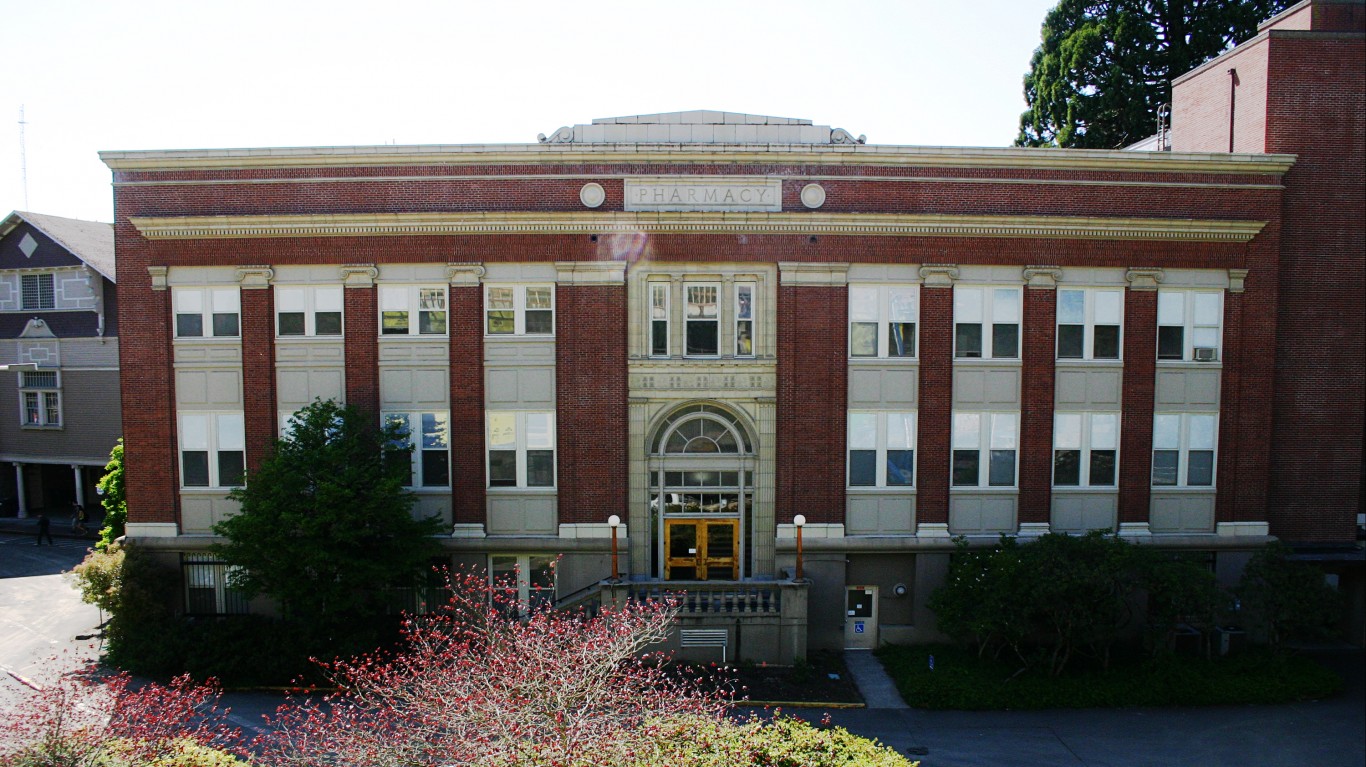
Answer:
[1193,347,1218,362]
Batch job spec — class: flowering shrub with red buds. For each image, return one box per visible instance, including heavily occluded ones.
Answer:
[9,565,914,766]
[0,668,243,766]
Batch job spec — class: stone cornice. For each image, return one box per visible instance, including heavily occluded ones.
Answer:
[128,212,1269,243]
[101,144,1296,176]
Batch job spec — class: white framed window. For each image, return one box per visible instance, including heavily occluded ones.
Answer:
[487,411,556,488]
[21,273,55,310]
[1157,290,1222,362]
[847,411,917,487]
[490,554,556,615]
[384,411,451,488]
[1057,288,1123,360]
[1152,413,1217,487]
[276,286,343,337]
[952,412,1018,488]
[684,283,720,356]
[649,282,670,357]
[381,285,447,336]
[18,370,61,427]
[174,288,240,338]
[955,286,1020,359]
[1053,412,1119,487]
[179,412,245,488]
[735,282,756,357]
[486,285,554,336]
[849,284,918,358]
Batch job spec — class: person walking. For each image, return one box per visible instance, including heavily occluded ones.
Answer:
[36,512,54,545]
[71,502,88,535]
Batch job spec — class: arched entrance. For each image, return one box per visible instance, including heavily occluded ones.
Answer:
[648,403,756,581]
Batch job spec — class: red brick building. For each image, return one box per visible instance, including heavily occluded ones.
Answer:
[102,0,1363,655]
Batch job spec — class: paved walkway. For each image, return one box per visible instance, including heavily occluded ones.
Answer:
[843,649,908,709]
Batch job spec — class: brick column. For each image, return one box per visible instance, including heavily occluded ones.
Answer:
[123,262,179,528]
[775,265,848,526]
[239,268,277,472]
[555,266,629,525]
[448,267,486,528]
[1018,268,1060,531]
[342,266,380,423]
[915,266,956,534]
[1118,269,1160,534]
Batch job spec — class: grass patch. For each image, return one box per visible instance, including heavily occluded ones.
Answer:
[876,644,1344,710]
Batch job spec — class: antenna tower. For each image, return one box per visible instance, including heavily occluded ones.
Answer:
[18,106,30,209]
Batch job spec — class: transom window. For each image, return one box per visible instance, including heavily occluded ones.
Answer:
[21,274,55,310]
[955,287,1020,360]
[685,283,720,356]
[19,370,61,428]
[1057,288,1123,360]
[174,288,240,338]
[486,285,554,336]
[849,285,918,358]
[381,286,447,336]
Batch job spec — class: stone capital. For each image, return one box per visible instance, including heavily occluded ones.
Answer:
[555,261,627,285]
[1125,268,1165,291]
[339,264,379,288]
[778,262,849,286]
[147,265,169,291]
[235,266,275,289]
[1227,268,1249,294]
[1022,266,1062,289]
[918,264,959,288]
[446,263,486,286]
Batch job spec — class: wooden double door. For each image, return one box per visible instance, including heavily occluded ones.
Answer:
[664,518,738,581]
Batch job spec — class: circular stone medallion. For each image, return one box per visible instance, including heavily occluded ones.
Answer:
[800,183,826,209]
[580,182,606,209]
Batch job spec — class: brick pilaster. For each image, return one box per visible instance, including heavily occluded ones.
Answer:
[121,256,179,526]
[916,283,954,527]
[449,282,486,526]
[1019,275,1058,524]
[555,283,629,524]
[776,283,848,525]
[343,276,380,423]
[239,281,277,472]
[1118,279,1158,525]
[1216,285,1243,524]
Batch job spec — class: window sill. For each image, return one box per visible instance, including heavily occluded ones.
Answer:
[276,334,345,342]
[952,357,1023,366]
[179,486,240,493]
[1155,360,1223,369]
[1051,486,1119,493]
[848,356,918,364]
[1150,485,1217,492]
[484,333,555,341]
[950,486,1019,493]
[487,486,558,494]
[378,333,449,340]
[173,336,241,344]
[1054,358,1124,366]
[847,486,917,494]
[20,424,63,431]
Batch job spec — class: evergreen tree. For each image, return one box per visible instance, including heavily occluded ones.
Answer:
[212,400,443,636]
[1017,0,1291,148]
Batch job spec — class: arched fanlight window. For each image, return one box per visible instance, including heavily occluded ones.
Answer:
[650,404,753,455]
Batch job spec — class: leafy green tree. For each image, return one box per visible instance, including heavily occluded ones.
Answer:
[212,400,443,639]
[1017,0,1291,148]
[95,438,126,551]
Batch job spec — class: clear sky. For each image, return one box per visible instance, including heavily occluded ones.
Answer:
[2,0,1057,224]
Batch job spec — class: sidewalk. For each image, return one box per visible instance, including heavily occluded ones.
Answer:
[0,507,101,542]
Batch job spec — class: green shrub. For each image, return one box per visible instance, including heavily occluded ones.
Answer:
[645,713,918,767]
[1236,542,1344,648]
[877,643,1342,710]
